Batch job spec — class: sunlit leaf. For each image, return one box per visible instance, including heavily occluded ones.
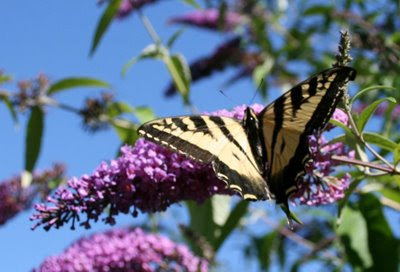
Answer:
[107,102,135,118]
[394,143,400,165]
[111,121,138,145]
[304,5,334,15]
[48,77,110,95]
[25,106,44,171]
[90,0,122,55]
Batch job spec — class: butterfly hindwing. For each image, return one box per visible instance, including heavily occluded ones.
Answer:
[260,66,356,203]
[138,115,270,200]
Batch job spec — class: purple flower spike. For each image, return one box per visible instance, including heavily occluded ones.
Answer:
[169,9,244,31]
[34,227,208,272]
[31,105,263,231]
[0,164,65,226]
[290,134,353,206]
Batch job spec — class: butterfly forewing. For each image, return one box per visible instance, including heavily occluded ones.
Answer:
[260,66,356,203]
[138,115,270,200]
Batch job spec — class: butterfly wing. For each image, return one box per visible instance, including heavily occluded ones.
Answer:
[138,115,270,200]
[260,66,356,203]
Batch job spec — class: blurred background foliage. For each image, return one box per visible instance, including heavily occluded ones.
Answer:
[1,0,400,271]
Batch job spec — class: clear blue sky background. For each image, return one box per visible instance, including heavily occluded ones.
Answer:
[0,1,270,271]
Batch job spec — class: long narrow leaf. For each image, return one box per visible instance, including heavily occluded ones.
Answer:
[25,106,44,171]
[363,132,397,151]
[0,93,18,124]
[164,53,191,104]
[90,0,122,56]
[356,97,396,131]
[48,77,110,95]
[350,85,397,105]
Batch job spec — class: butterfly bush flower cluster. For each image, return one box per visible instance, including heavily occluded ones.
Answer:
[34,227,208,272]
[169,9,244,31]
[0,164,65,226]
[291,109,354,206]
[31,104,351,230]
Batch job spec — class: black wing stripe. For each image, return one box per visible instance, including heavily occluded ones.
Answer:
[171,117,189,132]
[290,85,303,117]
[308,76,318,96]
[269,95,285,176]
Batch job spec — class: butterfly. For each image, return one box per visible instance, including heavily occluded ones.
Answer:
[138,66,356,223]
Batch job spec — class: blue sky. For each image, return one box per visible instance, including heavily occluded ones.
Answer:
[0,1,266,271]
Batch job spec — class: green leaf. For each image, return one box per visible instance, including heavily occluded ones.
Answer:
[131,106,156,124]
[337,204,372,269]
[122,44,166,76]
[304,5,334,15]
[252,58,273,96]
[107,102,135,118]
[25,106,44,171]
[350,85,397,106]
[356,97,396,131]
[394,143,400,165]
[358,193,399,271]
[213,200,249,250]
[167,28,185,49]
[254,231,278,270]
[48,77,110,95]
[181,0,201,9]
[363,132,397,151]
[0,73,12,84]
[329,119,352,134]
[90,0,122,56]
[187,199,218,253]
[164,53,191,105]
[380,187,400,204]
[0,93,18,124]
[111,121,138,145]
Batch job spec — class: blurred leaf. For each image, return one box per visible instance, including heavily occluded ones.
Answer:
[394,143,400,165]
[303,5,334,15]
[0,93,18,124]
[164,53,191,104]
[254,231,277,270]
[337,204,372,269]
[181,0,201,9]
[0,73,12,84]
[107,102,135,118]
[111,121,138,145]
[363,132,397,151]
[252,58,274,97]
[350,85,397,106]
[356,97,396,131]
[48,77,110,95]
[359,193,399,271]
[214,200,249,250]
[131,106,156,124]
[187,199,218,250]
[25,106,44,171]
[167,28,185,49]
[122,44,166,76]
[90,0,122,56]
[380,187,400,204]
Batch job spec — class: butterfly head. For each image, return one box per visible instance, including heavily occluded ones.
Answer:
[243,107,259,128]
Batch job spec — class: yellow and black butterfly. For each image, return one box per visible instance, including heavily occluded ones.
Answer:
[138,66,356,223]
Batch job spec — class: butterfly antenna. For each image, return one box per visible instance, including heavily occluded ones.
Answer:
[248,78,265,105]
[218,89,238,107]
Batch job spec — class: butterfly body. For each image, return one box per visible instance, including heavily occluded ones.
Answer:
[138,66,356,216]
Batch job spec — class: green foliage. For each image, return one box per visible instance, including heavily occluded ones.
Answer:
[25,106,44,171]
[47,77,111,95]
